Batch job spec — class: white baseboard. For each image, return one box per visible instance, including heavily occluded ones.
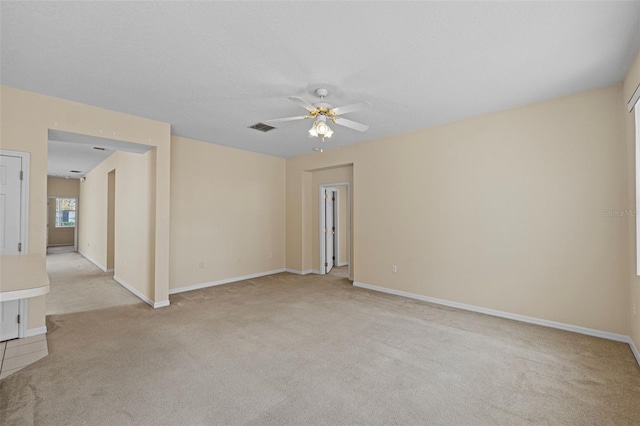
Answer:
[285,268,316,275]
[113,275,156,308]
[338,262,349,267]
[78,251,108,273]
[169,269,286,295]
[353,282,630,344]
[25,326,47,337]
[628,337,640,366]
[285,269,324,275]
[153,300,170,309]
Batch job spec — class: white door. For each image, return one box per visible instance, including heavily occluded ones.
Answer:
[0,154,23,255]
[0,300,20,342]
[325,189,335,273]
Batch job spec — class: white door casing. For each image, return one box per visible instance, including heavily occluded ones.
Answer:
[0,150,30,340]
[0,154,23,255]
[319,182,351,279]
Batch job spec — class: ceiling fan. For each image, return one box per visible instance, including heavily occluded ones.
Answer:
[266,88,371,142]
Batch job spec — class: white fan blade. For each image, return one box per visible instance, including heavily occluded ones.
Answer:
[333,117,369,132]
[265,115,309,123]
[287,96,317,112]
[331,101,371,115]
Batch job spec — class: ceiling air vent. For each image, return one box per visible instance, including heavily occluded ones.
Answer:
[249,122,276,132]
[93,146,106,150]
[70,170,82,173]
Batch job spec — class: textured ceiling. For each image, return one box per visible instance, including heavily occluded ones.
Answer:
[2,2,640,158]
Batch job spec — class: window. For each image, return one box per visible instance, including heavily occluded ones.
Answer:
[55,198,76,228]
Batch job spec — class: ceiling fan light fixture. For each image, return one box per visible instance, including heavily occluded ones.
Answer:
[310,115,332,138]
[325,126,333,138]
[268,89,370,143]
[316,121,329,135]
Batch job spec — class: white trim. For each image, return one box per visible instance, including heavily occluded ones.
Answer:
[78,251,108,272]
[337,262,349,267]
[285,268,322,275]
[18,299,28,338]
[628,83,640,112]
[334,188,340,267]
[153,300,170,309]
[319,187,327,275]
[25,326,47,338]
[353,281,629,343]
[113,275,154,308]
[74,197,78,252]
[0,150,30,254]
[169,269,286,295]
[286,268,310,275]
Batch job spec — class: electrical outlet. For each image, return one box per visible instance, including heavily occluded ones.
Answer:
[268,252,273,258]
[634,305,637,318]
[198,261,204,269]
[392,265,397,273]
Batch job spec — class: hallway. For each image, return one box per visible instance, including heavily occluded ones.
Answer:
[328,265,349,279]
[46,246,141,315]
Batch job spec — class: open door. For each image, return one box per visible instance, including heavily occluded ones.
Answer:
[325,189,335,273]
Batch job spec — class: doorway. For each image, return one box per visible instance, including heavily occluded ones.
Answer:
[319,182,351,278]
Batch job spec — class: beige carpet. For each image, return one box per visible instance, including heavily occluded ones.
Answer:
[46,247,142,315]
[1,272,639,425]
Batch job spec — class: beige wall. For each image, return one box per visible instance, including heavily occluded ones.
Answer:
[0,85,171,332]
[107,170,115,271]
[2,70,638,344]
[79,150,156,300]
[169,136,285,290]
[78,159,110,271]
[287,85,628,335]
[47,177,79,247]
[624,49,640,353]
[47,177,80,198]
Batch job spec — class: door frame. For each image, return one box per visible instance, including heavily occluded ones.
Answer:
[318,182,351,278]
[0,150,30,254]
[0,150,30,338]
